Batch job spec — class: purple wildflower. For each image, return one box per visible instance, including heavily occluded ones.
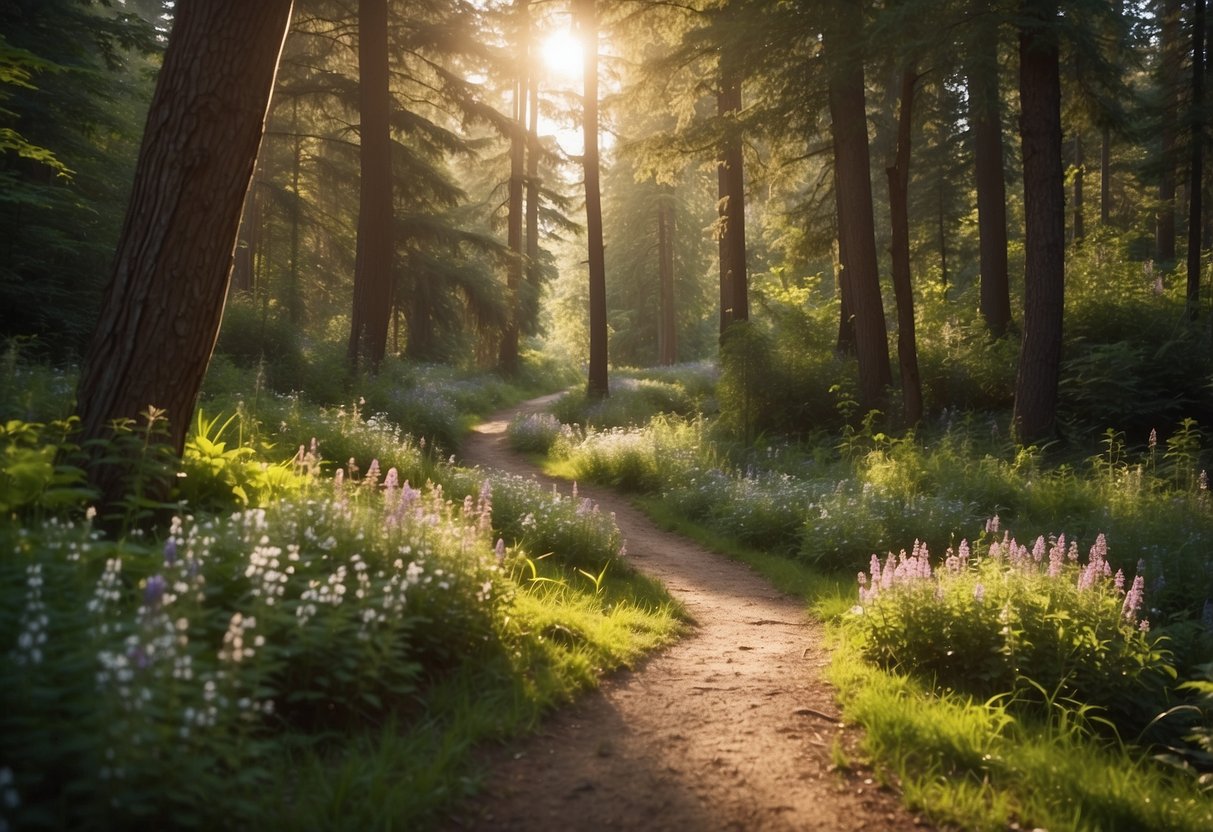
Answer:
[163,538,178,567]
[1122,574,1145,624]
[144,574,166,608]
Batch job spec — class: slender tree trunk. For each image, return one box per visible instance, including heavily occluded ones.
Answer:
[1072,132,1085,243]
[288,96,304,324]
[938,180,949,293]
[525,57,541,335]
[578,0,608,399]
[1013,0,1066,444]
[968,0,1011,335]
[717,47,748,333]
[500,62,526,375]
[1100,125,1112,225]
[886,66,924,425]
[75,0,294,503]
[347,0,394,371]
[825,0,891,414]
[231,183,259,294]
[657,191,677,365]
[1158,0,1182,262]
[1189,0,1206,318]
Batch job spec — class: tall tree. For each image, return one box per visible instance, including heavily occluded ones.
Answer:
[75,0,294,497]
[499,0,529,375]
[717,37,749,333]
[578,0,609,399]
[886,64,924,424]
[657,189,677,365]
[347,0,394,370]
[824,0,892,413]
[967,0,1012,336]
[1189,0,1206,318]
[1158,0,1182,262]
[1012,0,1065,443]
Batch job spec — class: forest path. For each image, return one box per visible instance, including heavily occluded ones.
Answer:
[449,395,927,832]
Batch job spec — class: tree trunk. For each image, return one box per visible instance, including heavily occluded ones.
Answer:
[347,0,394,371]
[1072,131,1085,243]
[231,183,260,295]
[525,53,541,336]
[886,66,923,425]
[499,60,526,375]
[717,47,748,334]
[825,0,892,413]
[578,0,609,400]
[75,0,294,503]
[288,96,304,325]
[1158,0,1182,262]
[1013,0,1066,444]
[968,0,1011,336]
[657,191,677,365]
[1189,0,1206,318]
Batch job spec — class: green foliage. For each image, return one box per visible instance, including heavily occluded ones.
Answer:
[0,417,91,515]
[851,531,1175,732]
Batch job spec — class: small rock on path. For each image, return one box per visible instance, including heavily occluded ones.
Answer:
[448,396,929,831]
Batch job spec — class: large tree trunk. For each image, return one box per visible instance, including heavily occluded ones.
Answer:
[75,0,294,503]
[968,0,1012,336]
[886,66,924,425]
[1189,0,1206,318]
[657,190,677,365]
[347,0,394,371]
[1013,0,1066,444]
[825,0,892,414]
[1158,0,1182,262]
[716,48,748,334]
[578,0,609,399]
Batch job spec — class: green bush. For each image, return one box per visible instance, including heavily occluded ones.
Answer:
[851,528,1176,732]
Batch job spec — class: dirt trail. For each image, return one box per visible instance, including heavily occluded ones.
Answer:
[449,396,928,831]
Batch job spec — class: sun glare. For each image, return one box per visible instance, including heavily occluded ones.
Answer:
[541,30,584,81]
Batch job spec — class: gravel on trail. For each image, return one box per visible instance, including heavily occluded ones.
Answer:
[449,396,931,832]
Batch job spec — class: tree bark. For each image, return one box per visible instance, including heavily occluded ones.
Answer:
[657,190,677,365]
[968,0,1011,336]
[75,0,294,501]
[1189,0,1206,318]
[578,0,609,400]
[1013,0,1066,444]
[347,0,394,371]
[499,62,526,375]
[824,0,892,413]
[886,66,923,425]
[525,52,541,336]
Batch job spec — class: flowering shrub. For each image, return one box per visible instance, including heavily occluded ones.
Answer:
[0,466,507,829]
[851,525,1177,730]
[507,411,571,455]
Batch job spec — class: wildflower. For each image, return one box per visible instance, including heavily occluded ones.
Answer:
[163,537,178,566]
[1149,428,1158,450]
[973,583,986,604]
[143,575,167,609]
[1122,575,1145,624]
[495,538,506,564]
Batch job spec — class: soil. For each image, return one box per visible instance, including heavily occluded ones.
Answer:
[447,395,931,832]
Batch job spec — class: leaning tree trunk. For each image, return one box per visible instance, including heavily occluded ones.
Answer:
[968,0,1012,336]
[75,0,294,504]
[347,0,394,371]
[578,0,609,400]
[1013,0,1066,444]
[887,66,924,425]
[825,0,892,414]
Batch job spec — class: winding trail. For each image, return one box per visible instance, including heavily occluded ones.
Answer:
[449,396,928,831]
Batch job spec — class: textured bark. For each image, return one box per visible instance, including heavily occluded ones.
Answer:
[347,0,394,370]
[825,0,891,413]
[578,0,609,400]
[525,58,541,335]
[75,0,294,497]
[657,192,677,366]
[1189,0,1206,318]
[1158,0,1182,262]
[967,0,1011,336]
[886,67,923,425]
[1013,0,1066,444]
[716,48,748,333]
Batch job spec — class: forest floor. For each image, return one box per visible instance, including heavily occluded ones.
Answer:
[448,395,932,832]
